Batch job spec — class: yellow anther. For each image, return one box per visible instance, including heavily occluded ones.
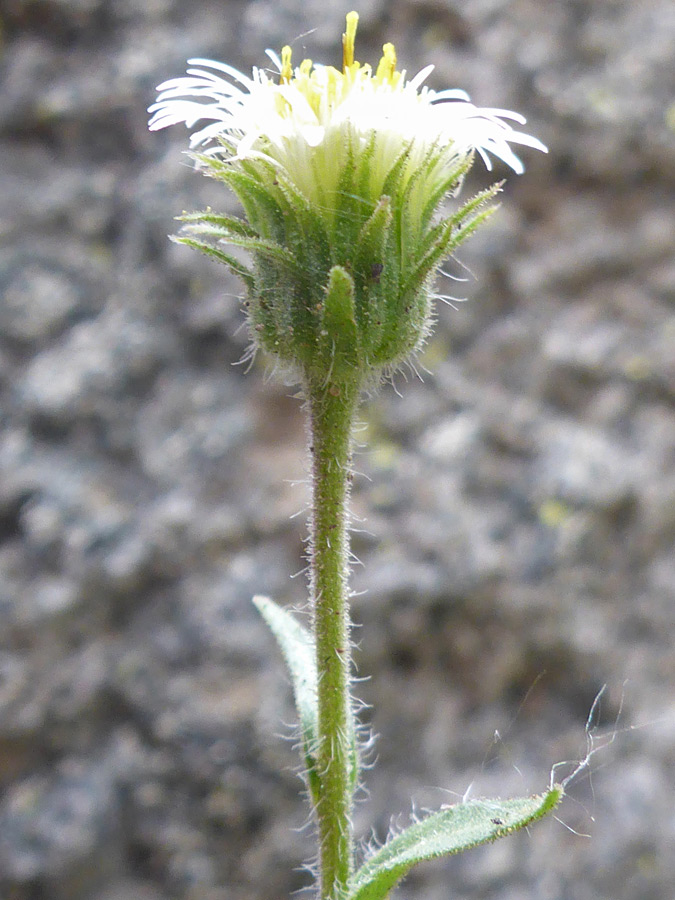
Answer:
[280,45,293,83]
[343,11,359,72]
[376,43,397,83]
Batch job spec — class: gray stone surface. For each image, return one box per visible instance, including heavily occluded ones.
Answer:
[0,0,674,898]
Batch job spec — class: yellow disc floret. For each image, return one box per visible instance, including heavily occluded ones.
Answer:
[375,43,401,87]
[280,45,293,84]
[342,10,359,72]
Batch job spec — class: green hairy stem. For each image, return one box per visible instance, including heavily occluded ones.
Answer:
[306,374,361,899]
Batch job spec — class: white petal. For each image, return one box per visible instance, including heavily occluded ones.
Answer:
[408,65,435,91]
[187,58,254,88]
[264,49,283,72]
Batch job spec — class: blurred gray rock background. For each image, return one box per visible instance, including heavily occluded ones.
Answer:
[0,0,673,898]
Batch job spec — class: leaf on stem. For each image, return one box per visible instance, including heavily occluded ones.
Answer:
[252,596,320,799]
[348,785,563,900]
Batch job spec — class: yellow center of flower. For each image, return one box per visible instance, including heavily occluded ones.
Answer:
[276,11,403,118]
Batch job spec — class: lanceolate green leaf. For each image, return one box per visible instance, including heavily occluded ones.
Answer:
[446,182,503,233]
[380,141,414,200]
[252,596,321,800]
[222,234,302,273]
[444,203,499,256]
[320,265,359,370]
[352,197,392,351]
[415,182,502,266]
[218,169,286,241]
[172,237,255,291]
[400,195,499,304]
[418,155,473,228]
[177,210,259,239]
[348,785,563,900]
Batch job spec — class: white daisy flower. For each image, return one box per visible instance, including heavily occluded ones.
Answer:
[148,13,547,379]
[149,11,546,198]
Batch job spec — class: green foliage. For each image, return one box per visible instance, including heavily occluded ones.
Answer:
[172,236,254,292]
[320,266,359,373]
[253,596,562,900]
[252,595,361,818]
[348,786,564,900]
[252,596,321,801]
[177,147,499,385]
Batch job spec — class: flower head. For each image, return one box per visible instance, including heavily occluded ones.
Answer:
[150,12,545,188]
[149,13,546,384]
